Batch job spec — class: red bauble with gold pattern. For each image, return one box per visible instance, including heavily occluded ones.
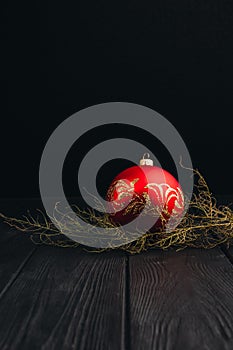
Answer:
[106,154,184,230]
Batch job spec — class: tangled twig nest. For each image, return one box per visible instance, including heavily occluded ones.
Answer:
[0,169,233,253]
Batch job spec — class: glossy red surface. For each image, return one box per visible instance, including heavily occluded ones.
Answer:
[106,165,184,228]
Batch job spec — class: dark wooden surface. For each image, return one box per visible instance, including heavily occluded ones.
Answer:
[129,249,233,350]
[0,200,233,349]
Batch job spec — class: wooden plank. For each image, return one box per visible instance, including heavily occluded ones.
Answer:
[0,199,39,298]
[129,248,233,350]
[0,246,126,350]
[223,247,233,264]
[0,232,36,298]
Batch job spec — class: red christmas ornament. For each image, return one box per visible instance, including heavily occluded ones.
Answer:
[106,153,184,231]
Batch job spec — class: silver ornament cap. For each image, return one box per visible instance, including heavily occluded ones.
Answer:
[139,153,153,166]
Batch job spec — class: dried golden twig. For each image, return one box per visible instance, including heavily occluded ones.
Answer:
[0,169,232,253]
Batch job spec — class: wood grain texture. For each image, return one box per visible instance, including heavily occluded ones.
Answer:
[0,246,126,350]
[0,232,36,298]
[223,247,233,264]
[129,248,233,350]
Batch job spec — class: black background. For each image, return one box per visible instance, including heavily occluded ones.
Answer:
[4,0,233,198]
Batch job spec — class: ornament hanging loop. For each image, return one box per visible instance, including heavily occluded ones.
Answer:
[143,152,150,159]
